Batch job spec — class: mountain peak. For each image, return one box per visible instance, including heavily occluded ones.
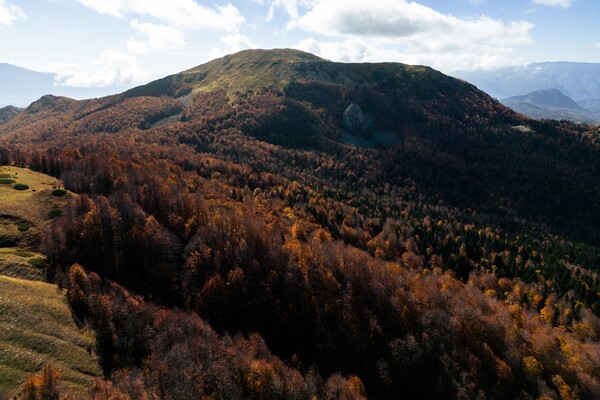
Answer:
[504,88,584,110]
[0,105,23,124]
[25,94,77,114]
[501,88,600,123]
[173,48,332,95]
[185,48,326,74]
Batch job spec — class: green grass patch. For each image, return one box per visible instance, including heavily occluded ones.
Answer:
[12,183,29,191]
[27,258,46,269]
[0,174,12,179]
[10,250,34,258]
[0,178,16,184]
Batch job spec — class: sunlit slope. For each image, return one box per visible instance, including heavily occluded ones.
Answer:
[0,275,101,398]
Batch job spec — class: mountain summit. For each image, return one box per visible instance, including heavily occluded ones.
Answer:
[504,89,584,110]
[119,48,519,147]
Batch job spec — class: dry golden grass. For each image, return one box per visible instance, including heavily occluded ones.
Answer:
[0,275,101,398]
[0,247,46,281]
[0,167,100,398]
[0,166,70,248]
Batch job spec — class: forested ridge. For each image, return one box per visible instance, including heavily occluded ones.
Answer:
[3,49,600,399]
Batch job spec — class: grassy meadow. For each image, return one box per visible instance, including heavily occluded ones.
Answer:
[0,166,101,398]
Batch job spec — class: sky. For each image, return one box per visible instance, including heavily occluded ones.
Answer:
[0,0,599,90]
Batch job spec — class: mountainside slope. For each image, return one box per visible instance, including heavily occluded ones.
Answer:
[0,275,101,398]
[0,167,99,398]
[1,49,600,399]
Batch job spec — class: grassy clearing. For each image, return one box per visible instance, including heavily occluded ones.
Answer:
[0,275,101,398]
[0,166,70,248]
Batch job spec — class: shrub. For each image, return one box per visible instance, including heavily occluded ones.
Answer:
[12,250,34,258]
[51,189,67,197]
[0,178,16,184]
[18,364,61,400]
[0,173,12,178]
[13,183,29,190]
[28,258,47,269]
[18,222,32,232]
[48,208,63,219]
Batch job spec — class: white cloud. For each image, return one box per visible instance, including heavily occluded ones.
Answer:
[74,0,244,32]
[56,48,148,87]
[296,37,519,72]
[267,0,533,72]
[292,0,532,45]
[267,0,308,21]
[221,34,258,51]
[206,34,259,61]
[69,1,246,88]
[532,0,574,8]
[126,20,186,54]
[0,0,25,26]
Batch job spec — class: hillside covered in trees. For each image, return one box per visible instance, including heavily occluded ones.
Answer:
[2,49,600,399]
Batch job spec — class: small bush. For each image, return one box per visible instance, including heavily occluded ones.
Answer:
[17,222,32,232]
[28,258,47,269]
[12,250,34,258]
[0,173,12,179]
[0,178,16,184]
[13,183,29,190]
[51,189,67,197]
[48,208,63,219]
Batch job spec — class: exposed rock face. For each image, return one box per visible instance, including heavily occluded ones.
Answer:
[343,103,371,138]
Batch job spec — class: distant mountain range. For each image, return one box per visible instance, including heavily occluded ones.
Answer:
[0,63,133,107]
[453,62,600,123]
[452,62,600,100]
[501,89,600,124]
